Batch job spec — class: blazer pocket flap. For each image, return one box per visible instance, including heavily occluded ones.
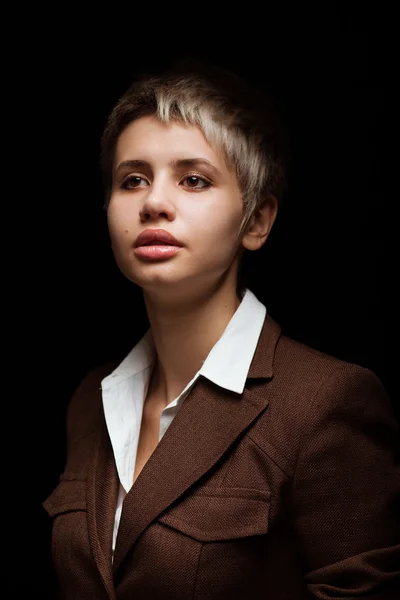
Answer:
[42,476,87,517]
[158,487,271,542]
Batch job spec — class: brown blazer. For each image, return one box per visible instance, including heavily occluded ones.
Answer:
[43,315,400,599]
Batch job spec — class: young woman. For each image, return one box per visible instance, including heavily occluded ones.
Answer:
[43,60,399,599]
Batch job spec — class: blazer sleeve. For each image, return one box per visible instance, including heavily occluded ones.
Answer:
[289,364,400,599]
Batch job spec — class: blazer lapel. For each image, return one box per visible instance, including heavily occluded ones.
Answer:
[112,314,281,576]
[86,414,120,600]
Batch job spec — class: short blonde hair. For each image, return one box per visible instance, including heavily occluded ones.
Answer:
[100,60,289,243]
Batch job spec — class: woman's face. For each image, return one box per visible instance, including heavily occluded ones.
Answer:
[107,115,245,300]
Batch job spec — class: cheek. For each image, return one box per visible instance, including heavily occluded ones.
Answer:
[107,205,134,244]
[191,204,241,245]
[191,219,241,267]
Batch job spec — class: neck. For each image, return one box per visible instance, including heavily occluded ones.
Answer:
[143,278,242,408]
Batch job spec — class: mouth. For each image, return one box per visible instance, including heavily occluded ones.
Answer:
[134,244,183,260]
[134,229,183,248]
[140,241,177,246]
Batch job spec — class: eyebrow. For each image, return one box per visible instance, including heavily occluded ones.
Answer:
[115,158,223,177]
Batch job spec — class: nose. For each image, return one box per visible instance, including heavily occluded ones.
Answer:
[139,181,176,222]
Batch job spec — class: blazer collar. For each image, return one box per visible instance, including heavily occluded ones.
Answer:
[88,313,281,589]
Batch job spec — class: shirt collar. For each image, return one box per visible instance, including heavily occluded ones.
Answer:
[101,288,266,395]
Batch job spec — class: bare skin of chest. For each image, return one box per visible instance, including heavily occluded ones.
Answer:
[133,393,164,484]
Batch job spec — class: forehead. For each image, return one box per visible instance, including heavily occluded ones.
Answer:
[114,115,225,167]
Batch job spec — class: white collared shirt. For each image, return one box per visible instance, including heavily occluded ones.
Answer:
[101,288,267,557]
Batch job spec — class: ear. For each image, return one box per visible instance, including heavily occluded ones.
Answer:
[241,195,278,251]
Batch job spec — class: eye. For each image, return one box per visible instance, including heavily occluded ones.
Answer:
[182,174,211,190]
[121,175,149,189]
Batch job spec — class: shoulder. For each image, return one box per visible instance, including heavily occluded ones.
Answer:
[273,330,393,416]
[276,331,357,374]
[65,357,122,443]
[273,331,387,399]
[250,328,397,475]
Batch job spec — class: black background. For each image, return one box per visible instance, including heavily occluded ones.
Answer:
[8,3,396,597]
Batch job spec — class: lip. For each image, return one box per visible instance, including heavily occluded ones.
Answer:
[134,228,183,248]
[134,245,182,260]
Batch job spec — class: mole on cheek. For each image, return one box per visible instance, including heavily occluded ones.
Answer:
[124,229,129,233]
